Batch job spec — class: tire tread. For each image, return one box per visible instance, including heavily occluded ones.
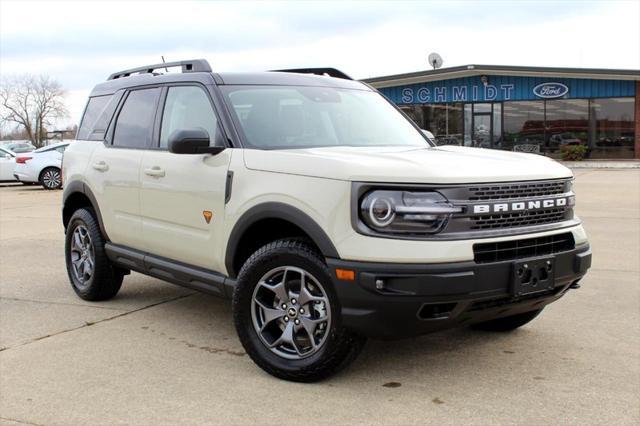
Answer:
[233,239,365,382]
[65,208,123,301]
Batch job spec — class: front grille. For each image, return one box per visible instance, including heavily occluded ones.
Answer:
[468,180,568,201]
[470,208,568,230]
[436,179,575,235]
[473,232,575,263]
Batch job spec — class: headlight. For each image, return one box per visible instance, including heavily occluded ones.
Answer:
[360,190,462,235]
[566,178,574,193]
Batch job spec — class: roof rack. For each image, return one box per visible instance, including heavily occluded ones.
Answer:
[107,59,212,80]
[270,67,352,80]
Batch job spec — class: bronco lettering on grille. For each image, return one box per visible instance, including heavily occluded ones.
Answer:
[472,197,572,214]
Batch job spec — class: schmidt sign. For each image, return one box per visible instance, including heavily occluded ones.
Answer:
[382,76,572,104]
[400,84,516,104]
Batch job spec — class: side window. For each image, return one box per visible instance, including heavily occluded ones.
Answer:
[113,88,161,149]
[160,86,219,148]
[77,95,111,140]
[55,145,67,154]
[88,92,123,141]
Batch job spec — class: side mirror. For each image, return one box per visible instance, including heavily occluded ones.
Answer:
[168,129,225,155]
[421,129,436,142]
[2,154,11,159]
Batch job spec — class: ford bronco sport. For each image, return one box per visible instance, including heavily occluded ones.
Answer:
[63,59,591,382]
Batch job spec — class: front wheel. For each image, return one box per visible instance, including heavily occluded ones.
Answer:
[233,239,365,382]
[471,308,544,332]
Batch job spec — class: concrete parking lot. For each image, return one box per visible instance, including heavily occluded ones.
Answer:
[0,169,638,425]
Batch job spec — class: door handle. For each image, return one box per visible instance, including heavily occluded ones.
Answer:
[92,161,109,172]
[144,166,165,178]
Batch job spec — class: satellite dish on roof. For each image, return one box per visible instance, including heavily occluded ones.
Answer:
[428,52,443,70]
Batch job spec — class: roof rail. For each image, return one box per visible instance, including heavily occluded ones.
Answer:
[271,67,352,80]
[107,59,212,80]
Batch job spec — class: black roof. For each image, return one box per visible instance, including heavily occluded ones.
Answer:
[363,64,640,88]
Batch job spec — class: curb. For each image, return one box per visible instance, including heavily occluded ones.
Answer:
[560,161,640,169]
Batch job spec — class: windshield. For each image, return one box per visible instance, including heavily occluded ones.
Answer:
[221,85,430,150]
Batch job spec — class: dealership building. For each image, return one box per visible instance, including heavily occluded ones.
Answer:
[365,65,640,159]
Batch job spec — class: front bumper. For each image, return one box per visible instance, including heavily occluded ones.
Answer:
[327,244,591,339]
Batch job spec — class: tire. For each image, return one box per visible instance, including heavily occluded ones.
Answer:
[233,239,366,382]
[40,167,62,190]
[65,208,123,301]
[470,308,544,332]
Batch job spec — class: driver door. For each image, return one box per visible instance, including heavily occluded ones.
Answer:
[139,85,231,273]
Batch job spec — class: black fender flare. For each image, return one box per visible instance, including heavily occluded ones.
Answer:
[225,202,339,277]
[62,181,109,240]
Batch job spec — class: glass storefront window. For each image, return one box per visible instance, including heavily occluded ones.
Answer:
[589,98,635,159]
[470,104,490,148]
[440,103,463,146]
[473,103,491,113]
[545,99,589,157]
[401,97,635,158]
[464,104,472,146]
[502,101,545,153]
[400,104,464,146]
[492,103,502,147]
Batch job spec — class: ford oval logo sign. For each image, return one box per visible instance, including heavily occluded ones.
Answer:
[533,82,569,99]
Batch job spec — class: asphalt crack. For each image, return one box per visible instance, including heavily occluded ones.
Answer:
[0,293,194,353]
[0,416,44,426]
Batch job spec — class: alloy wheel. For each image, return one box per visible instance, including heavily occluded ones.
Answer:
[42,169,61,189]
[251,266,331,360]
[70,224,94,287]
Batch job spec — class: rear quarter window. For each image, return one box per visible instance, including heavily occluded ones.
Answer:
[77,95,111,140]
[77,92,122,141]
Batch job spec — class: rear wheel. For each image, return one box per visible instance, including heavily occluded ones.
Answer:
[65,208,124,301]
[233,239,365,382]
[40,167,62,190]
[471,308,544,332]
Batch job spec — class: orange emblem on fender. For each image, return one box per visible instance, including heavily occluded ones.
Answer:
[203,211,213,224]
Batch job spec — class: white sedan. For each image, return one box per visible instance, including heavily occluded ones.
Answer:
[0,146,17,182]
[14,141,71,189]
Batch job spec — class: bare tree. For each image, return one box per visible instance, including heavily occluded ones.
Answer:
[0,75,68,147]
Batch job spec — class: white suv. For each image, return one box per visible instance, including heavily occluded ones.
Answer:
[62,60,591,382]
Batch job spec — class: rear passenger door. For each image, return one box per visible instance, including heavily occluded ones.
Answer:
[87,87,161,250]
[139,85,232,272]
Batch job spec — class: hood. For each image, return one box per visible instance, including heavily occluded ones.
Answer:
[243,145,572,184]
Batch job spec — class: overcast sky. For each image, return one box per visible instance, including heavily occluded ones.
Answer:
[1,0,639,128]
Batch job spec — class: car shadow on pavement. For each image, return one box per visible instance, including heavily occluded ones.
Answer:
[121,285,548,384]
